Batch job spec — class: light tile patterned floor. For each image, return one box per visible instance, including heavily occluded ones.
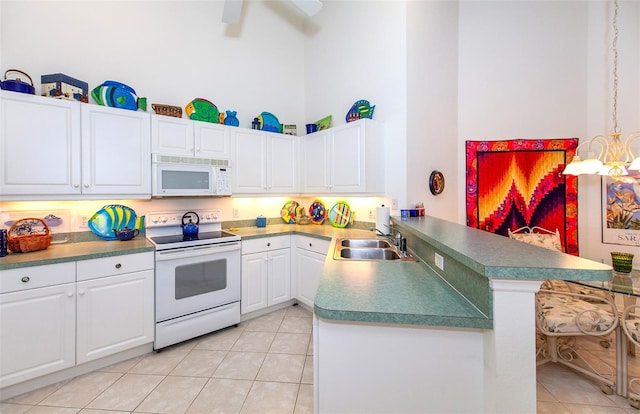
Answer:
[1,304,638,413]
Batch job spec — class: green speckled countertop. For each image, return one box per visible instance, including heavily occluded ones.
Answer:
[2,216,612,331]
[230,222,491,329]
[314,240,491,328]
[0,237,154,270]
[392,216,613,281]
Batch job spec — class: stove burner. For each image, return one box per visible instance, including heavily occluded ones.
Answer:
[150,231,238,246]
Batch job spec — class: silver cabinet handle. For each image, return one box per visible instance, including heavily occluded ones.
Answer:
[21,276,30,283]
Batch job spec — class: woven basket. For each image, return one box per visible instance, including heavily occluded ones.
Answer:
[152,103,182,118]
[8,218,52,253]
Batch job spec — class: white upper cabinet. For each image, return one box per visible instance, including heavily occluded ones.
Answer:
[81,104,151,197]
[151,115,230,159]
[300,119,384,194]
[151,115,194,156]
[0,91,151,200]
[195,121,230,159]
[0,91,82,196]
[231,129,297,194]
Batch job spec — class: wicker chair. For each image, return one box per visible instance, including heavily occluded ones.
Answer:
[622,304,640,408]
[509,226,619,393]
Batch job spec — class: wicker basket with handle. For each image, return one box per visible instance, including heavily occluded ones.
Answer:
[152,103,182,118]
[7,218,52,253]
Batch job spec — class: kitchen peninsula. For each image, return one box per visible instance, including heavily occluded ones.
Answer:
[313,215,612,414]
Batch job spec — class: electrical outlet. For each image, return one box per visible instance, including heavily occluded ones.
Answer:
[435,253,444,270]
[79,215,89,229]
[232,208,239,218]
[369,209,375,219]
[391,199,398,210]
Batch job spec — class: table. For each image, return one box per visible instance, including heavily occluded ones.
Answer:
[570,269,639,399]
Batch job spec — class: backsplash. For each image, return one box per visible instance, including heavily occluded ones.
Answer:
[0,196,387,233]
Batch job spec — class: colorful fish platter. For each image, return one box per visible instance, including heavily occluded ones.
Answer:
[88,204,137,241]
[91,81,147,111]
[328,201,354,228]
[346,99,375,123]
[258,112,282,133]
[281,200,303,224]
[185,98,220,123]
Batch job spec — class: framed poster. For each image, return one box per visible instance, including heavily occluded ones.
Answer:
[602,170,640,246]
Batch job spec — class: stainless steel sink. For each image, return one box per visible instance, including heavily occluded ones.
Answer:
[339,248,401,260]
[341,239,393,248]
[333,239,417,262]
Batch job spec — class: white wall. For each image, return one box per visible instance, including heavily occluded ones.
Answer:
[407,0,458,222]
[457,0,640,266]
[0,0,306,129]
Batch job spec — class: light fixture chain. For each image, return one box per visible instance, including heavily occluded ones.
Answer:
[612,0,619,133]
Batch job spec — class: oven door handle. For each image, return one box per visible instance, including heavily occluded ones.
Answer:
[155,242,241,260]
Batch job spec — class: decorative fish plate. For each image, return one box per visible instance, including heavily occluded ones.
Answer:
[88,204,137,241]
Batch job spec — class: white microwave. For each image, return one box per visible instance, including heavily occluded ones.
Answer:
[152,154,232,197]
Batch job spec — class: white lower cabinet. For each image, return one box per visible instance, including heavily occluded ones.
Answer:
[76,253,154,364]
[0,252,154,389]
[241,236,291,314]
[294,235,330,308]
[0,263,76,388]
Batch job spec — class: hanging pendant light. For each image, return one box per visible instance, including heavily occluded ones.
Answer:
[564,0,640,179]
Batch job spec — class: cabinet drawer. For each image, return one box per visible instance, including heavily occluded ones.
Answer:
[77,252,154,281]
[0,262,76,293]
[296,235,330,256]
[242,235,290,255]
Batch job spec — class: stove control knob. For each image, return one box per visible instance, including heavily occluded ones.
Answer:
[161,217,168,223]
[213,212,219,220]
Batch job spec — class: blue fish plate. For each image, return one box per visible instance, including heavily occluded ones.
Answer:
[88,204,138,241]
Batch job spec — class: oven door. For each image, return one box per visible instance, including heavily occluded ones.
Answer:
[155,242,241,322]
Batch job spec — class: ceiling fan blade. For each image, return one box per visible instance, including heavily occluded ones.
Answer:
[222,0,243,24]
[291,0,323,17]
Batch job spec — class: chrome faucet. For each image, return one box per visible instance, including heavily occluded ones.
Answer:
[370,224,407,253]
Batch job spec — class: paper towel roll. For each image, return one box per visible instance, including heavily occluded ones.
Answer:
[376,206,390,232]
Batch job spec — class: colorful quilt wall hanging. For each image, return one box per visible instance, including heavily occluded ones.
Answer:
[465,139,579,256]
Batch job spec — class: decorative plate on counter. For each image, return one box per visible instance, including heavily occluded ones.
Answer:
[309,200,327,225]
[280,200,302,224]
[88,204,137,240]
[328,201,354,228]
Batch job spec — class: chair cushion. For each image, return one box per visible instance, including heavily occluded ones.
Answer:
[537,291,616,334]
[509,231,562,252]
[624,319,640,345]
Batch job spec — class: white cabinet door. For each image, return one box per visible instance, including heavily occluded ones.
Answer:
[151,114,194,156]
[331,123,365,192]
[232,129,297,194]
[241,251,269,314]
[195,121,230,159]
[76,269,154,364]
[300,119,384,194]
[295,236,330,308]
[81,105,151,197]
[0,91,81,196]
[231,129,266,193]
[267,132,298,193]
[0,283,76,388]
[269,248,291,306]
[300,130,330,193]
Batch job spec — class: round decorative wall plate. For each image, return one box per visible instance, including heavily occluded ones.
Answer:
[429,170,445,195]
